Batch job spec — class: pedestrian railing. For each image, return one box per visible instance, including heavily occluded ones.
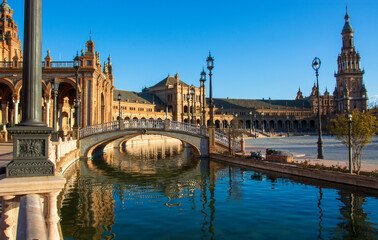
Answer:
[79,119,241,151]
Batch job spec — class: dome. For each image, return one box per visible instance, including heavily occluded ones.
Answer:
[342,12,353,34]
[342,22,353,34]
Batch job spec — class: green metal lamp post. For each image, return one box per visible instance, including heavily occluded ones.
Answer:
[118,93,122,120]
[312,57,324,159]
[207,52,214,126]
[73,53,81,128]
[190,88,195,124]
[200,69,206,126]
[348,113,352,173]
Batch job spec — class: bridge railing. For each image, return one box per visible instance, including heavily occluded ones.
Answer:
[122,119,165,129]
[169,121,207,136]
[79,119,241,151]
[214,130,241,152]
[79,120,119,138]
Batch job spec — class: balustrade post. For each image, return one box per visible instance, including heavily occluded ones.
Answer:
[44,192,61,240]
[164,119,170,131]
[208,125,216,153]
[240,138,245,153]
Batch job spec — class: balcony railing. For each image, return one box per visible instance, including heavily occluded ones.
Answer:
[0,61,74,69]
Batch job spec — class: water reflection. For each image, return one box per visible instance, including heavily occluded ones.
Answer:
[59,140,378,240]
[336,191,378,239]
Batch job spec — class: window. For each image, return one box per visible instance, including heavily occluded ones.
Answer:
[86,60,92,66]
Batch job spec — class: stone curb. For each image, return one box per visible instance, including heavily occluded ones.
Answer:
[210,154,378,190]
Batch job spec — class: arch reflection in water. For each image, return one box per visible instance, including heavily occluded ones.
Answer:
[58,140,378,240]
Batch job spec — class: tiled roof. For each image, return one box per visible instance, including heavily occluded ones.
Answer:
[149,76,189,88]
[212,98,312,110]
[114,89,164,105]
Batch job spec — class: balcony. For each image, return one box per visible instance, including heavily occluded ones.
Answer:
[0,61,74,69]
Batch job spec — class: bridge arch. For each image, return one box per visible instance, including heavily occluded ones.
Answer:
[81,129,207,158]
[79,119,242,158]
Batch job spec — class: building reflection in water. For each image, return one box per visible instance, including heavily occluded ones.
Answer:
[58,137,378,240]
[58,138,218,239]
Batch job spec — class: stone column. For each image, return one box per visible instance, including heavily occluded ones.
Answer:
[0,195,17,240]
[1,103,6,131]
[13,100,19,125]
[45,192,61,240]
[58,104,63,131]
[45,99,50,127]
[69,106,73,129]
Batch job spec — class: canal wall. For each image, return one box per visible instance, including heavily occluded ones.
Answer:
[210,154,378,190]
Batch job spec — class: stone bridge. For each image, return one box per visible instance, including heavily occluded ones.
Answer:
[79,119,242,158]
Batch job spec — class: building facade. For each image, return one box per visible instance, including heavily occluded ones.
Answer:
[0,1,369,140]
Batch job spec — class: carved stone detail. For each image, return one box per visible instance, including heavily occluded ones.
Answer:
[17,139,45,158]
[6,160,54,177]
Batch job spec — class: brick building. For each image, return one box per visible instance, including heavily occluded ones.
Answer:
[0,1,369,139]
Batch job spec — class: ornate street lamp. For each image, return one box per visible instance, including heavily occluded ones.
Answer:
[312,57,324,159]
[200,68,206,126]
[206,52,214,126]
[186,93,190,122]
[249,111,252,134]
[73,53,81,129]
[51,79,60,141]
[222,112,225,131]
[234,113,238,130]
[118,93,122,120]
[190,88,195,124]
[347,113,352,173]
[228,121,231,154]
[286,115,290,137]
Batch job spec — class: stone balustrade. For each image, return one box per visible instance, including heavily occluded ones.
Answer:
[0,175,66,240]
[0,137,77,239]
[49,137,78,166]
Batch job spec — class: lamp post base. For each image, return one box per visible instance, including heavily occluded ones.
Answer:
[317,139,324,159]
[6,126,55,178]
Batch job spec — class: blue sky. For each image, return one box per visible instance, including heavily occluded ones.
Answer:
[9,0,378,104]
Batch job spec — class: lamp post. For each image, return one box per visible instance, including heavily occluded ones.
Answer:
[222,112,225,131]
[249,111,252,134]
[347,113,352,173]
[234,113,238,130]
[200,69,206,126]
[286,115,290,137]
[207,52,214,126]
[73,53,81,129]
[228,122,231,154]
[51,79,59,141]
[190,88,195,124]
[261,112,265,133]
[186,94,190,123]
[312,57,324,159]
[118,93,122,120]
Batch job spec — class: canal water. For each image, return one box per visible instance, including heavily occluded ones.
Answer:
[59,139,378,240]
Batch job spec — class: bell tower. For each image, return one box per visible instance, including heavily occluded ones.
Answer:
[0,0,22,62]
[333,8,367,113]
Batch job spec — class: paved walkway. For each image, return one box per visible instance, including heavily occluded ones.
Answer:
[0,142,13,168]
[245,144,378,173]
